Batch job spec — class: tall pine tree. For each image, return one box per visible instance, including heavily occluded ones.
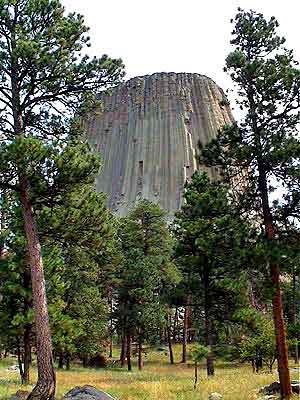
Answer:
[174,172,250,376]
[199,9,300,397]
[0,1,124,398]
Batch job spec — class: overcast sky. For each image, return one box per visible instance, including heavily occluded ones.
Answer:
[61,0,300,94]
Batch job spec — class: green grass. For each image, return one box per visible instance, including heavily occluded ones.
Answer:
[0,346,299,400]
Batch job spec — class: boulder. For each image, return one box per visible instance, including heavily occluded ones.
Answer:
[6,364,21,372]
[259,380,300,395]
[291,380,300,394]
[259,382,281,395]
[208,393,223,400]
[10,391,30,400]
[156,346,169,352]
[63,386,115,400]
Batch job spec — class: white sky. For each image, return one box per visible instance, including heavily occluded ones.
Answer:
[61,0,300,96]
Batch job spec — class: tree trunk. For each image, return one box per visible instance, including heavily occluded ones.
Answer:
[20,179,56,400]
[23,265,32,386]
[11,28,56,398]
[23,325,31,385]
[167,323,174,365]
[203,268,214,377]
[109,291,113,358]
[66,354,70,371]
[82,355,88,368]
[181,298,190,363]
[295,343,299,365]
[17,339,25,385]
[255,348,263,373]
[0,191,7,259]
[194,361,198,390]
[138,340,143,370]
[58,354,64,369]
[173,307,179,342]
[251,359,255,374]
[291,267,299,365]
[258,165,291,398]
[270,263,292,397]
[109,339,113,359]
[126,333,132,371]
[157,328,162,344]
[120,333,127,367]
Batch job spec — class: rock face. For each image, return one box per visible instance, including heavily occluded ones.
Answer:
[85,72,233,216]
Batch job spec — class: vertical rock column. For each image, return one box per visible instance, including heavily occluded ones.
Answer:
[85,72,233,217]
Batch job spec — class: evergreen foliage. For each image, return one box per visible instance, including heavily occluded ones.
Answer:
[116,200,179,370]
[173,171,251,376]
[198,9,300,397]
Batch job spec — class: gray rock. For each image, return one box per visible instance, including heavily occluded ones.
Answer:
[6,364,22,372]
[208,393,223,400]
[291,380,300,394]
[63,386,115,400]
[259,382,281,395]
[85,73,233,219]
[260,380,300,395]
[156,346,169,352]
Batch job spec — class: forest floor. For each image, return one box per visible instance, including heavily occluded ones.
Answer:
[0,346,299,400]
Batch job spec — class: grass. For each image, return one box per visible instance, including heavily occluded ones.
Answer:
[0,346,299,400]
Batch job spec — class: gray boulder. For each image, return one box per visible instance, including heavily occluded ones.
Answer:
[291,380,300,394]
[259,382,280,395]
[6,364,22,372]
[63,386,115,400]
[260,380,300,395]
[208,393,223,400]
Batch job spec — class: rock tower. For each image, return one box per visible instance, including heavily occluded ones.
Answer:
[85,72,233,216]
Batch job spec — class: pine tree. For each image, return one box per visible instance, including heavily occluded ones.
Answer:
[116,200,179,371]
[0,1,123,398]
[199,9,300,397]
[174,172,251,376]
[0,140,119,380]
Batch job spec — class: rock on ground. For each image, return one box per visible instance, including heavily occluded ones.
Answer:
[6,364,22,372]
[208,393,223,400]
[63,386,115,400]
[259,381,300,395]
[259,382,281,395]
[291,380,300,394]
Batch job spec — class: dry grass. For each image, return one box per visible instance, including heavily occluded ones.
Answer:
[0,346,299,400]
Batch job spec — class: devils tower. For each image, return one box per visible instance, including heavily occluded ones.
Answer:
[85,72,233,216]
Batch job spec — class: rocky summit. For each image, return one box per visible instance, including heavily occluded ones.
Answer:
[85,72,233,217]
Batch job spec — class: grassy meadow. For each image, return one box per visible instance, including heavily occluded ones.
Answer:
[0,346,299,400]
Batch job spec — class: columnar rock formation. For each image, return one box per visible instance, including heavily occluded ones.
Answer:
[85,72,233,216]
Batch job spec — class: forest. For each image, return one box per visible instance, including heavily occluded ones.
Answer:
[0,1,299,400]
